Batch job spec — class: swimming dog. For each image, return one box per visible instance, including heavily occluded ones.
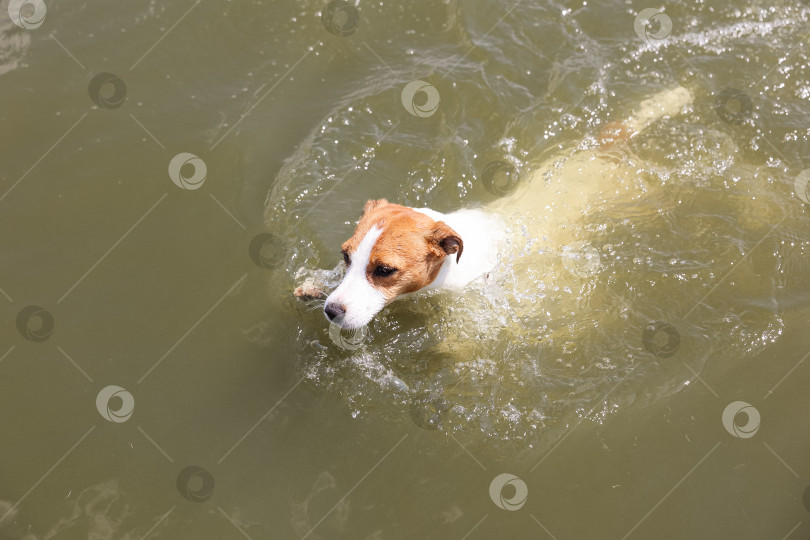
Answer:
[319,86,694,330]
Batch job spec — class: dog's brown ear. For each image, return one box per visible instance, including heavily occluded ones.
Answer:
[429,221,463,263]
[363,199,388,214]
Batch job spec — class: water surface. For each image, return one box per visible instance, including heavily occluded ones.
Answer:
[1,0,810,538]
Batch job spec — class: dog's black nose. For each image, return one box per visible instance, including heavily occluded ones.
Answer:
[324,303,346,321]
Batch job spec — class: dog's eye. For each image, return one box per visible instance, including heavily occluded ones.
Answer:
[373,265,397,277]
[342,251,350,265]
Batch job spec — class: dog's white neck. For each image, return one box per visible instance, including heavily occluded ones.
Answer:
[412,207,504,290]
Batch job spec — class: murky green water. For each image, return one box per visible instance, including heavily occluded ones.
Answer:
[2,0,810,538]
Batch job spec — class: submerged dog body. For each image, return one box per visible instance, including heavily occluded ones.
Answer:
[323,86,694,329]
[323,200,504,329]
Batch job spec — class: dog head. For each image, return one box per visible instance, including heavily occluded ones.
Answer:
[324,199,463,329]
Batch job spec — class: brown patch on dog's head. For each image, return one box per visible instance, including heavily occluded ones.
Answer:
[340,199,463,301]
